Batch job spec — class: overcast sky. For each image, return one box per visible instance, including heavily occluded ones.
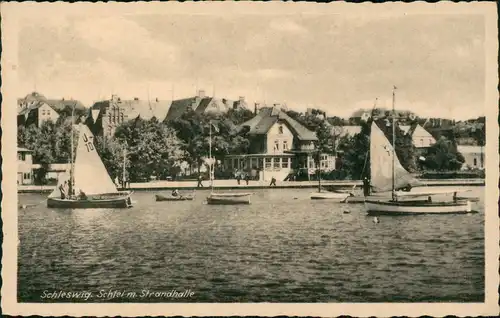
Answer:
[15,6,486,119]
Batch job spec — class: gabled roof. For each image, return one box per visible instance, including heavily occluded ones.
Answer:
[17,100,58,116]
[240,107,317,141]
[165,97,199,121]
[400,124,435,139]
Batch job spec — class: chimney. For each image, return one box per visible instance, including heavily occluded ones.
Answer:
[155,97,159,102]
[239,96,245,102]
[134,97,139,101]
[197,90,205,98]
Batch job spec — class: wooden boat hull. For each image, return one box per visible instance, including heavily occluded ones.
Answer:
[206,193,251,205]
[155,194,194,201]
[365,199,472,215]
[47,192,133,209]
[310,191,350,201]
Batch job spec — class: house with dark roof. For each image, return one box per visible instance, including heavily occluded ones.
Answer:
[17,92,86,127]
[164,90,248,121]
[85,95,172,138]
[223,106,335,182]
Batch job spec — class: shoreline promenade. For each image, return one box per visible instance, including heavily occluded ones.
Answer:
[18,178,485,193]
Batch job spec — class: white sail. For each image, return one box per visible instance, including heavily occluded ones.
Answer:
[370,122,423,192]
[73,124,118,195]
[48,170,70,198]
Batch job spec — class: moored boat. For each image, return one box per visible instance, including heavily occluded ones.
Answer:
[205,120,253,205]
[207,192,252,205]
[310,191,351,201]
[47,123,133,209]
[364,87,474,215]
[155,193,195,201]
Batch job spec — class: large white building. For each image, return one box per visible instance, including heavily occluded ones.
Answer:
[457,145,485,170]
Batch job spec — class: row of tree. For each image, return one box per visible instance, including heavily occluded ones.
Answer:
[18,106,470,184]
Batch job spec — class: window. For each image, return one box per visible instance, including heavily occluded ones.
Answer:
[274,158,281,168]
[25,173,30,180]
[283,140,288,150]
[258,158,264,169]
[309,160,314,169]
[282,158,289,168]
[18,153,24,161]
[278,125,284,134]
[473,158,477,166]
[420,139,424,147]
[265,158,272,168]
[274,141,279,151]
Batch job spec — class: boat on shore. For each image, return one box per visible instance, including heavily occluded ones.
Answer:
[364,87,474,215]
[155,192,195,201]
[47,123,133,209]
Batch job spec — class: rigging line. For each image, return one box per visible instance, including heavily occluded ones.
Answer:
[360,97,379,178]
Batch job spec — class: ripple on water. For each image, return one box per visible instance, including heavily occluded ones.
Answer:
[18,188,485,302]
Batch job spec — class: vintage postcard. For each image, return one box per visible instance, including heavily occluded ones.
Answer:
[1,1,499,316]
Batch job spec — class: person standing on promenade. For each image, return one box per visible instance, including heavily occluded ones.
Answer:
[197,175,204,188]
[236,174,241,185]
[245,174,250,185]
[363,177,371,197]
[270,176,277,187]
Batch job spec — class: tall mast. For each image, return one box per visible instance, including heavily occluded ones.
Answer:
[70,104,75,196]
[209,121,213,189]
[122,147,127,189]
[392,86,397,200]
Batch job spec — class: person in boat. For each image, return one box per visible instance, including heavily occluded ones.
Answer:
[59,181,67,200]
[427,196,432,203]
[78,189,88,200]
[171,189,181,198]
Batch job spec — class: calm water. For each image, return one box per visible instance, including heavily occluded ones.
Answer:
[18,187,484,302]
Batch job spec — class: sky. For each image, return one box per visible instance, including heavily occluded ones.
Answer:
[15,6,487,119]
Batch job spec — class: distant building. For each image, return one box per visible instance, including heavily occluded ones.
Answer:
[457,145,485,170]
[17,147,33,185]
[17,92,85,127]
[85,95,172,138]
[224,106,334,181]
[165,90,248,122]
[400,124,436,149]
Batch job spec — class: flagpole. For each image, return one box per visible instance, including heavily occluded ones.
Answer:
[392,86,396,201]
[209,121,213,189]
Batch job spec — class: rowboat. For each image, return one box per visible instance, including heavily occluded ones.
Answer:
[310,191,351,201]
[206,192,252,205]
[205,121,252,205]
[155,193,195,201]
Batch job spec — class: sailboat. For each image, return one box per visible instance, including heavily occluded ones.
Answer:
[364,87,472,214]
[310,153,352,201]
[206,121,252,205]
[47,124,133,209]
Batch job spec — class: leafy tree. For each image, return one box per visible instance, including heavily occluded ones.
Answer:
[225,108,254,125]
[114,117,184,182]
[423,137,465,171]
[336,121,370,179]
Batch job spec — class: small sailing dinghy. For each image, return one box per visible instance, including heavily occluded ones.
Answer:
[364,87,473,215]
[205,121,251,205]
[47,124,133,209]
